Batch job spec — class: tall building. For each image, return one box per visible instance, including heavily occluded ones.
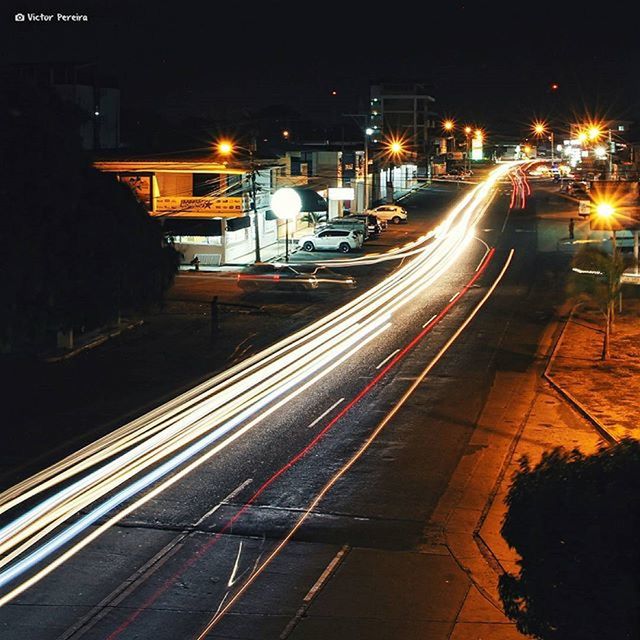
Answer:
[370,83,436,146]
[369,82,438,175]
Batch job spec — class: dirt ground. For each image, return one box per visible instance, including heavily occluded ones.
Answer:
[548,297,640,440]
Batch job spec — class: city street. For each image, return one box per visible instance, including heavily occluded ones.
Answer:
[0,164,546,639]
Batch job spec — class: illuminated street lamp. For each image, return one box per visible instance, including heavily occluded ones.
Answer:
[217,138,262,262]
[595,201,618,253]
[532,121,555,161]
[442,119,455,152]
[271,187,302,262]
[383,136,407,202]
[464,126,472,171]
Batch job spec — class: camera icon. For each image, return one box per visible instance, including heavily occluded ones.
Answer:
[15,13,25,21]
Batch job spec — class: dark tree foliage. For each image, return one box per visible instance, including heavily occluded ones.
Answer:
[499,439,640,639]
[0,78,179,353]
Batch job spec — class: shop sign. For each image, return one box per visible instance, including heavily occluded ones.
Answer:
[155,196,243,213]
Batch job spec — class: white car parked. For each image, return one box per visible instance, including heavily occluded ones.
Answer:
[297,228,362,253]
[365,204,408,224]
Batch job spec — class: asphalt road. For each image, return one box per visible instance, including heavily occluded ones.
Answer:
[0,168,544,639]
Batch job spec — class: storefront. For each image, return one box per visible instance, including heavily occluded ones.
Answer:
[94,158,282,264]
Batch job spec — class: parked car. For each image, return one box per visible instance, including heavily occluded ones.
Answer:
[318,217,369,241]
[365,204,408,224]
[237,263,356,292]
[297,228,363,253]
[343,213,383,237]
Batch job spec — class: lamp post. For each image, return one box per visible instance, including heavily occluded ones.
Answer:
[364,127,373,210]
[443,119,455,153]
[595,202,618,254]
[271,187,302,262]
[532,121,555,161]
[385,137,406,202]
[464,126,472,171]
[217,138,261,262]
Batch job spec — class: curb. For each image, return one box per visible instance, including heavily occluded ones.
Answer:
[44,320,144,363]
[542,305,619,444]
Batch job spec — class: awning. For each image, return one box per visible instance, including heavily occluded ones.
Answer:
[291,188,328,212]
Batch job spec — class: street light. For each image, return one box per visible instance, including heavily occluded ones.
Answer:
[464,126,472,171]
[384,136,407,202]
[532,121,555,161]
[442,119,455,152]
[595,201,618,253]
[216,138,262,262]
[364,127,374,210]
[271,187,302,262]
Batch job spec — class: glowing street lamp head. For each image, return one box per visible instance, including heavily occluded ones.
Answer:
[533,122,547,136]
[577,131,588,144]
[474,129,484,142]
[443,119,454,131]
[587,126,602,141]
[595,202,615,219]
[217,140,234,155]
[464,126,472,135]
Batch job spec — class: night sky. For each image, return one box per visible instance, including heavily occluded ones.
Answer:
[3,0,639,137]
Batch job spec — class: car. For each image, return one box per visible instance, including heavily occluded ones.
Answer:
[318,217,369,241]
[343,213,383,237]
[237,263,356,292]
[365,204,408,224]
[297,228,362,253]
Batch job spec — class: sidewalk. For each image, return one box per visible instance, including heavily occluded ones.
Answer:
[546,301,640,442]
[427,302,604,639]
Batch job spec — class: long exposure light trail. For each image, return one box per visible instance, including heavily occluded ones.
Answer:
[0,161,518,606]
[195,248,517,638]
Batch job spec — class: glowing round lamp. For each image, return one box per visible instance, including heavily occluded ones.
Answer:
[271,188,302,220]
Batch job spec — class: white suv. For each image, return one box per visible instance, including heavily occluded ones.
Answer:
[366,204,408,224]
[297,228,362,253]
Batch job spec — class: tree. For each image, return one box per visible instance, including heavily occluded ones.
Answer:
[0,77,179,353]
[499,440,640,640]
[569,246,626,360]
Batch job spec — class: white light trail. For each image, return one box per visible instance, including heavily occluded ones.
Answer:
[0,162,518,604]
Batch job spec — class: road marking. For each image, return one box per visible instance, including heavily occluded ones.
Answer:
[56,477,253,640]
[304,544,350,602]
[375,348,400,369]
[306,398,345,429]
[449,291,460,302]
[279,545,350,639]
[422,314,437,328]
[195,251,516,639]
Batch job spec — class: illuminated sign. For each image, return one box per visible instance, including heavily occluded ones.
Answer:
[471,137,483,161]
[155,196,243,213]
[328,187,355,201]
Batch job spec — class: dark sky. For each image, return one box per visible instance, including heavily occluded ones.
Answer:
[3,0,639,136]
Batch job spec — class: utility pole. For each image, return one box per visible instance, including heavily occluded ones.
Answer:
[343,113,371,212]
[249,138,261,262]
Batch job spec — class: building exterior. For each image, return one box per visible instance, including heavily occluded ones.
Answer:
[94,157,284,265]
[369,82,438,174]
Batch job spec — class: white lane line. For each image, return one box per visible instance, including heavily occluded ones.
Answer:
[449,291,460,303]
[422,314,437,328]
[206,478,254,518]
[55,476,253,640]
[303,545,350,603]
[375,348,400,370]
[279,545,350,639]
[473,236,491,272]
[306,398,345,429]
